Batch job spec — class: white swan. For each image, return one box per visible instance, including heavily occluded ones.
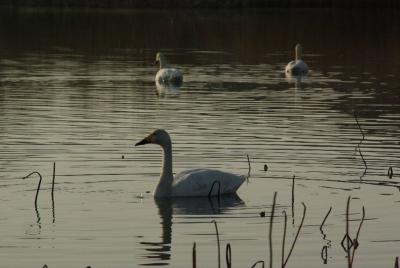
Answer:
[285,44,309,76]
[155,52,183,85]
[155,80,181,96]
[135,129,246,197]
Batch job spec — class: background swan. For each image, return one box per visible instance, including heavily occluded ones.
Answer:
[155,52,183,85]
[135,129,246,197]
[285,44,309,76]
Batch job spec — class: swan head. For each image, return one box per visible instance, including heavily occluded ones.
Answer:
[135,129,171,147]
[155,52,166,68]
[295,44,303,60]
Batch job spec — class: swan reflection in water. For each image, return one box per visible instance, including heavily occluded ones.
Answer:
[155,80,182,97]
[139,194,244,266]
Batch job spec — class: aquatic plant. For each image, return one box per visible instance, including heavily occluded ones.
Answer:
[22,171,43,206]
[341,196,366,268]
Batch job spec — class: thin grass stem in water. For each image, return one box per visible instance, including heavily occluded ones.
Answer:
[269,192,277,268]
[208,180,221,199]
[291,176,295,225]
[320,206,332,232]
[22,171,42,206]
[283,202,306,267]
[192,242,196,268]
[247,154,251,181]
[52,162,56,223]
[350,206,366,267]
[388,167,394,179]
[211,220,221,268]
[251,261,265,268]
[226,243,232,268]
[281,211,287,268]
[345,196,351,268]
[321,245,328,264]
[353,111,365,139]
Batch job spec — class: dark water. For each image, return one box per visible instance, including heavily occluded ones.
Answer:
[0,7,400,268]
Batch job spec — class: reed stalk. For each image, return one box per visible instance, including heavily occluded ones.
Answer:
[22,171,42,206]
[211,220,221,268]
[247,154,251,181]
[320,206,332,232]
[269,192,277,268]
[226,243,232,268]
[251,260,265,268]
[192,242,196,268]
[283,203,306,267]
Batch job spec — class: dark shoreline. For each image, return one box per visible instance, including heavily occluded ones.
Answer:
[1,0,399,8]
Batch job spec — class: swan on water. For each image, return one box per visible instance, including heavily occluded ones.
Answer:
[155,52,183,85]
[155,80,181,96]
[135,129,246,197]
[285,44,309,76]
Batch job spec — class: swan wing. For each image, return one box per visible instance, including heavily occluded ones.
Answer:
[156,68,183,84]
[171,169,246,197]
[285,60,308,76]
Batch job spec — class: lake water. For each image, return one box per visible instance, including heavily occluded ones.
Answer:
[0,7,400,268]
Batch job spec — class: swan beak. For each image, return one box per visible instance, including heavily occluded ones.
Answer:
[154,60,159,65]
[135,136,151,146]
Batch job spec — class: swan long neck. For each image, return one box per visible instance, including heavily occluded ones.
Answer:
[295,45,302,61]
[154,142,173,197]
[158,55,168,69]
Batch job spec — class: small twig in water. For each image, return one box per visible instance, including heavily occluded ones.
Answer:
[247,154,251,181]
[226,243,232,268]
[211,220,221,268]
[281,211,287,268]
[291,176,295,225]
[51,162,56,199]
[208,180,221,199]
[354,111,365,139]
[359,148,368,172]
[269,192,277,268]
[320,206,332,232]
[350,206,366,267]
[341,196,365,268]
[264,164,268,172]
[388,167,394,179]
[354,111,367,179]
[22,171,42,206]
[395,256,399,268]
[192,242,196,268]
[321,245,328,264]
[345,196,352,268]
[251,261,265,268]
[52,162,56,223]
[283,202,307,267]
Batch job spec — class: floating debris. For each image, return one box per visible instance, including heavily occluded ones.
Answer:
[388,167,394,179]
[264,164,268,172]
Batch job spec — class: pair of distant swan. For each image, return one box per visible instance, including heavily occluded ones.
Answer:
[155,43,308,86]
[144,45,307,197]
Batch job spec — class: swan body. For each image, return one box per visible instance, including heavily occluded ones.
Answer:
[155,80,181,96]
[285,44,309,76]
[155,52,183,85]
[135,129,246,198]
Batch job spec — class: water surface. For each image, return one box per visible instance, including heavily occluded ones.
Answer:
[0,7,400,268]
